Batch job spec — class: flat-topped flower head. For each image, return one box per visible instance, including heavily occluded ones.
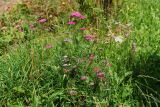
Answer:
[70,11,82,17]
[107,63,112,67]
[80,27,87,31]
[80,15,86,19]
[80,76,88,81]
[64,38,73,43]
[68,90,77,96]
[37,18,47,23]
[68,21,76,25]
[94,67,100,73]
[96,72,105,79]
[85,35,95,41]
[45,44,52,49]
[70,11,87,20]
[29,24,35,30]
[89,54,95,60]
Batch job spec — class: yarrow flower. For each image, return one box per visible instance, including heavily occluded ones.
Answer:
[94,67,100,73]
[64,38,73,43]
[80,27,87,31]
[80,76,88,81]
[45,44,52,49]
[85,35,95,41]
[63,69,69,73]
[68,21,76,25]
[15,24,23,32]
[37,18,47,23]
[68,90,77,96]
[113,36,123,43]
[18,27,23,32]
[70,12,82,17]
[89,54,95,60]
[70,11,86,19]
[29,24,35,30]
[96,72,105,79]
[80,15,86,19]
[107,63,112,67]
[62,64,71,67]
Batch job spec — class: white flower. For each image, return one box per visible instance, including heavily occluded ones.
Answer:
[114,36,124,43]
[62,64,71,67]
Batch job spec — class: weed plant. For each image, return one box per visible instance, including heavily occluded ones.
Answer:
[0,0,160,106]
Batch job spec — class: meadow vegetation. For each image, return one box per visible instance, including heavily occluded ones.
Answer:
[0,0,160,106]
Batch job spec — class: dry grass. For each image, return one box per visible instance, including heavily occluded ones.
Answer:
[0,0,21,14]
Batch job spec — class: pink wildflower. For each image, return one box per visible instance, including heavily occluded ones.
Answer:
[29,24,35,30]
[80,76,88,81]
[15,24,23,32]
[96,72,105,79]
[68,21,76,25]
[37,18,47,23]
[45,44,52,49]
[85,35,95,41]
[80,27,87,31]
[80,15,86,19]
[107,63,112,67]
[15,24,20,28]
[70,11,87,20]
[70,11,82,17]
[18,27,23,32]
[89,54,95,60]
[94,67,100,73]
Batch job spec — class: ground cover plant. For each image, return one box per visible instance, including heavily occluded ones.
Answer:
[0,0,160,106]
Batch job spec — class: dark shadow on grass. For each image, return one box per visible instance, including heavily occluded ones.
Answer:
[132,51,160,106]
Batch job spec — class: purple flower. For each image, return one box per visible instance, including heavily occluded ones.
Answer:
[68,21,76,25]
[70,12,82,17]
[84,35,95,41]
[37,18,47,23]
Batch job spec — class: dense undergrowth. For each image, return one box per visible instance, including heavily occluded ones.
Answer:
[0,0,160,106]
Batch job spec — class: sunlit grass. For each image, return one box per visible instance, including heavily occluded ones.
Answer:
[0,0,160,106]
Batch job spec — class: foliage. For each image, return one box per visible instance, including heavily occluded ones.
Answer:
[0,0,160,106]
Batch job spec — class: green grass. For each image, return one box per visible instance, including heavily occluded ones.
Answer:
[0,0,160,106]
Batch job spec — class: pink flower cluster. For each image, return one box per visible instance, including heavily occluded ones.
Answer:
[89,54,95,60]
[68,21,76,25]
[71,12,81,17]
[37,18,47,23]
[80,27,87,31]
[84,35,95,41]
[94,67,105,79]
[80,76,88,81]
[45,44,53,49]
[96,72,105,79]
[68,11,86,25]
[70,11,86,19]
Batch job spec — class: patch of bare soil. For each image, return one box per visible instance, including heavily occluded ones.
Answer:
[0,0,21,14]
